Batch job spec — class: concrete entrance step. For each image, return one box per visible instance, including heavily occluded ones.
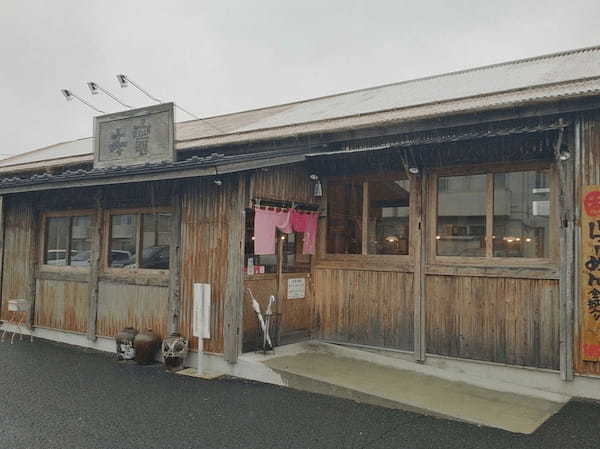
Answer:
[264,352,564,434]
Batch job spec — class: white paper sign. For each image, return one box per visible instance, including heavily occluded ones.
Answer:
[532,200,550,216]
[193,283,211,338]
[287,278,306,299]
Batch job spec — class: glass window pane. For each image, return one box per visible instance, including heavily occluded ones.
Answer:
[282,232,311,273]
[327,180,363,254]
[110,214,137,267]
[244,209,277,274]
[367,179,410,255]
[141,213,171,269]
[70,216,92,267]
[436,174,486,257]
[493,171,550,258]
[45,217,70,265]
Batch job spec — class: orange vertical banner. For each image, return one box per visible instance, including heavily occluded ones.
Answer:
[581,185,600,361]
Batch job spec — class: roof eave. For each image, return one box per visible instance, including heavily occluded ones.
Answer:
[176,81,600,151]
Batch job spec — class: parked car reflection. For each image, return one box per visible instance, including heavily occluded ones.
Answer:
[141,245,169,269]
[46,249,77,265]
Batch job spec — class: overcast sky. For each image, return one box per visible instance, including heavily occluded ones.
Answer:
[1,0,600,158]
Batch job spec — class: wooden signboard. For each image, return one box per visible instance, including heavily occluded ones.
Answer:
[94,103,174,169]
[581,185,600,361]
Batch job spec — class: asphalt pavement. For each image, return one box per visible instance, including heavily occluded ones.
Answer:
[1,338,599,449]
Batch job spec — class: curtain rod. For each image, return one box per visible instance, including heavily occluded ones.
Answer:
[250,197,320,212]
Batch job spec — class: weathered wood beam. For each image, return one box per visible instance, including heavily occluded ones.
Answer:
[0,196,5,316]
[26,197,39,330]
[557,124,575,381]
[167,183,182,336]
[87,190,103,341]
[223,175,246,363]
[413,173,427,362]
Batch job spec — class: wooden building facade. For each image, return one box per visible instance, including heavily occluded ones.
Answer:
[2,46,600,394]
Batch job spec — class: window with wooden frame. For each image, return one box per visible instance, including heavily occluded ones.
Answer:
[108,209,172,270]
[326,174,411,256]
[432,165,556,263]
[43,212,94,267]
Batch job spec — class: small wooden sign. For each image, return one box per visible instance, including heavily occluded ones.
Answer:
[581,185,600,361]
[94,103,174,169]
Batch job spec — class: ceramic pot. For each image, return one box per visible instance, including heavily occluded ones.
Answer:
[162,332,189,370]
[115,327,138,361]
[133,329,161,365]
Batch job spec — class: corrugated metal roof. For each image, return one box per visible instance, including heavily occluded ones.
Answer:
[0,138,93,172]
[3,45,600,171]
[177,45,600,147]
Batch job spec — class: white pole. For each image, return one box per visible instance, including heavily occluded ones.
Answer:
[193,283,211,375]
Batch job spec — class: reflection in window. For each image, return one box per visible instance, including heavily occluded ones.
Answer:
[436,174,486,257]
[109,212,172,269]
[493,171,549,258]
[45,216,92,266]
[45,217,70,265]
[367,180,410,255]
[109,214,137,267]
[282,232,311,273]
[244,209,277,274]
[70,216,92,266]
[326,180,363,254]
[141,213,171,269]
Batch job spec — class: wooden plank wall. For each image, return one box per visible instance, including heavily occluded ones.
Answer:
[96,281,168,338]
[0,198,34,321]
[250,164,313,202]
[179,178,240,354]
[35,279,89,333]
[279,272,313,334]
[577,110,600,375]
[426,276,560,370]
[313,269,415,351]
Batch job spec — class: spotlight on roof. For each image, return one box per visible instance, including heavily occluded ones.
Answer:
[61,89,73,100]
[116,74,128,88]
[408,167,420,174]
[86,80,131,108]
[115,73,201,120]
[59,88,105,113]
[87,82,100,95]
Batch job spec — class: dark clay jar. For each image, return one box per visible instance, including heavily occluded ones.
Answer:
[115,327,138,361]
[133,329,161,364]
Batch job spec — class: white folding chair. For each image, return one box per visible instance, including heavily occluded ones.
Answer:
[1,299,33,344]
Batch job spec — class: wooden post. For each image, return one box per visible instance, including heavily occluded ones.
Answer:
[362,181,369,255]
[0,196,5,316]
[413,173,427,362]
[557,125,575,381]
[26,197,39,329]
[485,173,494,258]
[223,176,246,363]
[167,183,182,336]
[87,190,103,341]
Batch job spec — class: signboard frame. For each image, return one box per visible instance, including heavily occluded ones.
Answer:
[581,185,600,361]
[93,102,175,169]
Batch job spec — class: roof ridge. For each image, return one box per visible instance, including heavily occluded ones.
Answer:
[178,44,600,126]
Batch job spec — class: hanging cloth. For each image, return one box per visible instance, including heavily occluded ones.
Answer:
[291,210,319,255]
[254,208,292,255]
